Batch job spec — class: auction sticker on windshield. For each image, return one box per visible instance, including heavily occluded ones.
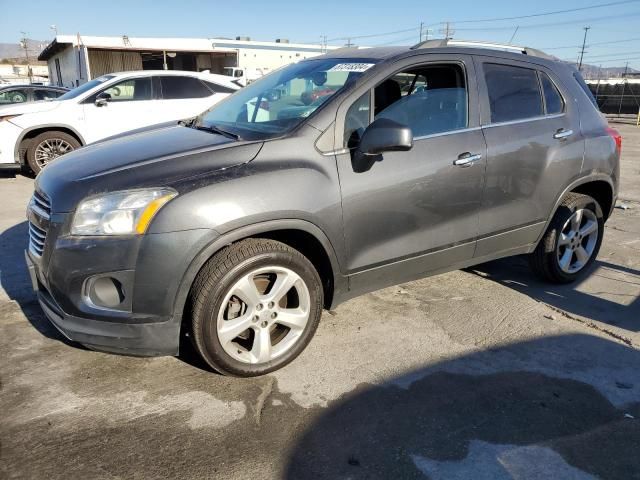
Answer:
[328,63,375,72]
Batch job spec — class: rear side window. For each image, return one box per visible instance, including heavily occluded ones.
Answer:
[573,71,599,109]
[484,63,543,123]
[539,72,565,115]
[160,76,212,99]
[34,89,64,101]
[203,81,236,94]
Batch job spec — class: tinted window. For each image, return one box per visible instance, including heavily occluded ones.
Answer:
[484,63,543,123]
[160,76,212,99]
[0,88,28,104]
[374,64,468,137]
[540,72,564,115]
[203,81,236,94]
[101,78,152,102]
[34,89,64,101]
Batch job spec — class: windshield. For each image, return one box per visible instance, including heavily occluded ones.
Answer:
[199,58,378,140]
[57,75,115,100]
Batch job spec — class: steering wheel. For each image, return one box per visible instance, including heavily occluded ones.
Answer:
[111,86,121,97]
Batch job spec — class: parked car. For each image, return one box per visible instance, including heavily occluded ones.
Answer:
[27,40,620,377]
[0,84,68,105]
[0,70,239,174]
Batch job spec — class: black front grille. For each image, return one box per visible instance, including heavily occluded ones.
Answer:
[31,190,51,219]
[28,221,47,256]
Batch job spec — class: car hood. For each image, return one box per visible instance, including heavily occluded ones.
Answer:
[36,124,264,212]
[0,99,62,115]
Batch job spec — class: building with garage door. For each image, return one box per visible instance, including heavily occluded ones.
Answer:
[38,34,337,88]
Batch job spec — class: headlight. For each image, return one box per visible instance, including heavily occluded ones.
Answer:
[71,188,177,236]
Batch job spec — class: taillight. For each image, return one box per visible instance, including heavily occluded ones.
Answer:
[606,127,622,152]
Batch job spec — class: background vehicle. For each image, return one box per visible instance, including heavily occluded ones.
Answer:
[0,71,239,174]
[0,84,68,105]
[27,40,620,377]
[223,66,270,86]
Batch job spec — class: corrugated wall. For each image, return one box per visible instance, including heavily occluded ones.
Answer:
[88,49,143,78]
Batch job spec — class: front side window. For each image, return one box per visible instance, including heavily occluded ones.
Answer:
[161,76,212,99]
[0,88,28,104]
[59,75,114,100]
[484,63,543,123]
[200,58,378,140]
[373,64,468,138]
[344,91,371,148]
[540,72,565,115]
[102,77,152,102]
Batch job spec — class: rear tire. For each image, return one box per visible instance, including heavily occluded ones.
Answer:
[190,239,323,377]
[26,131,80,174]
[529,193,604,283]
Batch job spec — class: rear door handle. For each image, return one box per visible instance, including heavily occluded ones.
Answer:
[453,153,482,167]
[554,128,573,140]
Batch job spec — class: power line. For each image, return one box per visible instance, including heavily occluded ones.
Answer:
[453,11,640,31]
[452,0,639,24]
[542,36,640,50]
[584,50,640,59]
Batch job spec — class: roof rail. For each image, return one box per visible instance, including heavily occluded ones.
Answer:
[410,39,554,60]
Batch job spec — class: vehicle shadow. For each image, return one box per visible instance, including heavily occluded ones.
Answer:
[0,220,82,348]
[467,256,640,332]
[283,334,640,479]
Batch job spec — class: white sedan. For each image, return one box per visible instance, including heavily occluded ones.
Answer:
[0,70,240,174]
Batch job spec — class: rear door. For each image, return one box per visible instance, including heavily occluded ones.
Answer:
[474,58,584,257]
[157,75,217,120]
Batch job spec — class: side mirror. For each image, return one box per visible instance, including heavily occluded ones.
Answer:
[95,92,111,107]
[358,118,413,156]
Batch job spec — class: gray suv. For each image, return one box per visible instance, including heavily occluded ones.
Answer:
[26,40,621,376]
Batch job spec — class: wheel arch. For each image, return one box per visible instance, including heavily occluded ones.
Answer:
[533,174,615,248]
[15,124,85,165]
[173,219,346,332]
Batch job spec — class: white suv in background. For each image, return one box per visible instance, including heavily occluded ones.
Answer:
[0,70,240,174]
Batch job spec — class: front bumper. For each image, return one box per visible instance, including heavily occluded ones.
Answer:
[25,206,216,356]
[26,250,181,356]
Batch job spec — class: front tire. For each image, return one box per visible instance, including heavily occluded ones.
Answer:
[26,131,80,174]
[190,239,323,377]
[529,193,604,283]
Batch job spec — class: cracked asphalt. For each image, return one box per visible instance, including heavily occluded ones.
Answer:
[1,122,639,479]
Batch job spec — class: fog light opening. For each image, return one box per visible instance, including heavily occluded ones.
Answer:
[89,276,125,309]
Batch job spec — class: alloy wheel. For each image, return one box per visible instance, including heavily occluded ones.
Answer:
[34,138,74,169]
[217,266,311,364]
[556,208,599,274]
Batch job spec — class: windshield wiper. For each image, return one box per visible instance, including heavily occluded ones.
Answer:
[195,124,241,140]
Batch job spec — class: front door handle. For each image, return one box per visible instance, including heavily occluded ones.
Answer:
[554,128,573,140]
[453,152,482,167]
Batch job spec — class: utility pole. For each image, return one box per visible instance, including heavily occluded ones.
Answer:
[578,26,590,72]
[20,32,32,84]
[320,35,327,53]
[439,22,454,40]
[419,22,424,43]
[346,37,352,47]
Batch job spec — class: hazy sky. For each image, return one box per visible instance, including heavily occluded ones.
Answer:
[1,0,639,69]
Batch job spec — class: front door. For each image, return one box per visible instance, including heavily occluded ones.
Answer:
[82,76,157,143]
[335,56,487,294]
